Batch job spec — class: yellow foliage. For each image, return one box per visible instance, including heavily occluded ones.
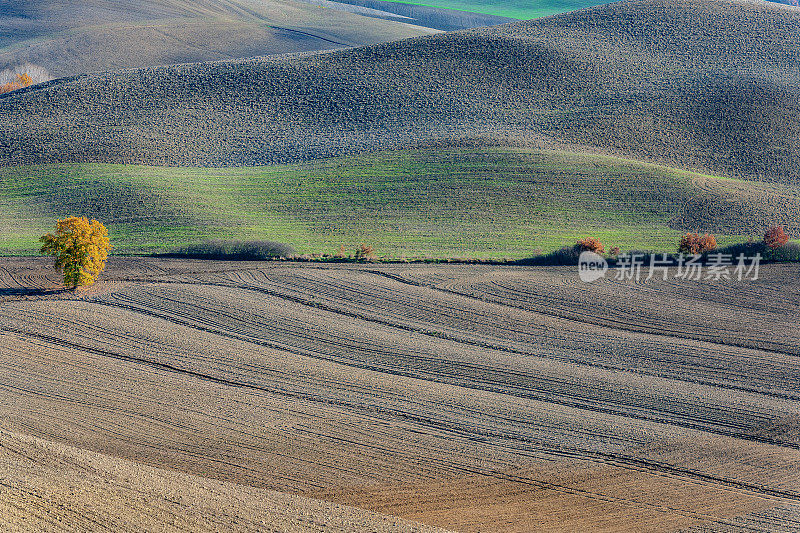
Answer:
[39,217,111,288]
[17,73,33,87]
[0,73,34,95]
[0,73,33,94]
[0,82,19,94]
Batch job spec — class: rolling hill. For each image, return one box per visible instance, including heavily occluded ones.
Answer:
[1,0,799,187]
[293,0,518,30]
[5,1,800,530]
[0,429,445,532]
[0,0,438,77]
[1,148,799,256]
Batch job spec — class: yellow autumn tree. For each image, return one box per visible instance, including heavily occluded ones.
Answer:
[39,217,111,288]
[0,73,34,95]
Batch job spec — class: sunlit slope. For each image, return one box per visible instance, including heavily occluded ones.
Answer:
[0,0,437,77]
[1,148,797,256]
[2,0,799,185]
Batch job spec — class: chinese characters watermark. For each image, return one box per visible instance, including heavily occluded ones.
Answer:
[579,252,761,283]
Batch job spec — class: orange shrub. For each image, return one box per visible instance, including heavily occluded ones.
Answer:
[576,237,604,254]
[0,73,34,95]
[764,226,789,249]
[679,232,717,254]
[0,82,20,94]
[354,244,376,261]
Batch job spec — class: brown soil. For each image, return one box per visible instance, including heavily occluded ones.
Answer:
[1,257,799,531]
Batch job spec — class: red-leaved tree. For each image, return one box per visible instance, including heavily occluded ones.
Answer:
[764,226,789,249]
[679,233,717,254]
[576,237,605,254]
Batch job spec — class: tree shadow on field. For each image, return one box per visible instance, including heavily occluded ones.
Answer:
[0,287,72,300]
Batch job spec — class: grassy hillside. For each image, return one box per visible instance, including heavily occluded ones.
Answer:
[2,0,799,186]
[0,0,437,77]
[2,148,798,257]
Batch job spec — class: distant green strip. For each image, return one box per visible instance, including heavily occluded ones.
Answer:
[375,0,614,20]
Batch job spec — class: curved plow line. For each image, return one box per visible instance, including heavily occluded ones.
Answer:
[102,278,800,405]
[4,326,800,509]
[364,269,800,357]
[98,289,793,441]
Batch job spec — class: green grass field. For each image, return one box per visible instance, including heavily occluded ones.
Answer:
[381,0,611,19]
[1,148,795,259]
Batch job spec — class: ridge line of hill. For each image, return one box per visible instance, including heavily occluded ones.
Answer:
[2,0,799,185]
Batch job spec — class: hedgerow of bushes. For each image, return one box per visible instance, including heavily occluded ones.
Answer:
[159,240,296,260]
[518,227,800,266]
[152,228,800,265]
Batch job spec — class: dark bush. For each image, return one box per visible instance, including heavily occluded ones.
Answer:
[158,240,296,260]
[715,241,765,258]
[715,241,800,262]
[764,242,800,262]
[517,246,582,266]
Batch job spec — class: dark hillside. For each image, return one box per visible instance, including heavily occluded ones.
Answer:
[1,0,799,183]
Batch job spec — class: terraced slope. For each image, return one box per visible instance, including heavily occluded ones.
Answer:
[2,0,799,185]
[0,0,437,77]
[2,148,798,256]
[1,258,800,531]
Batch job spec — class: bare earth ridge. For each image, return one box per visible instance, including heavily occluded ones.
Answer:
[0,429,446,532]
[2,0,799,184]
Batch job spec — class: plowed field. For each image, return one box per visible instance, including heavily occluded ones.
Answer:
[1,258,799,531]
